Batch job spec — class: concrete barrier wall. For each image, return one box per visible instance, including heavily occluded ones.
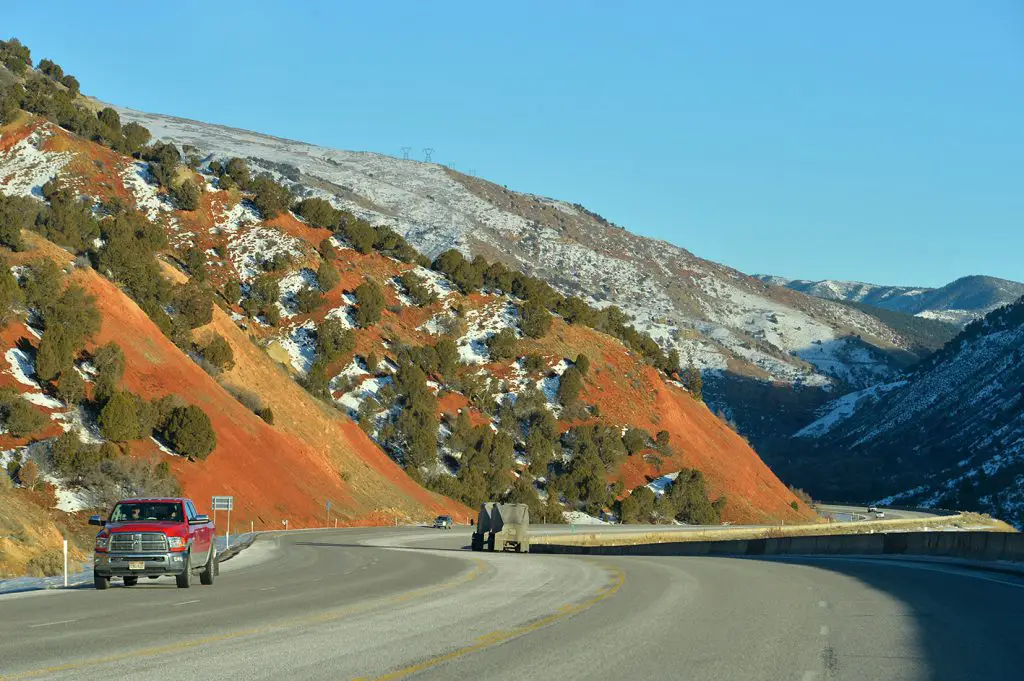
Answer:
[531,531,1024,564]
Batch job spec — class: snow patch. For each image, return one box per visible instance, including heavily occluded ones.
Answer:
[121,162,174,221]
[5,348,40,388]
[0,125,72,199]
[276,320,317,374]
[646,471,681,496]
[275,268,320,318]
[21,392,64,409]
[228,227,304,282]
[795,380,908,438]
[562,510,609,525]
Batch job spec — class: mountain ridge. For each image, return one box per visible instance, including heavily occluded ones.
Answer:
[115,107,926,410]
[756,274,1024,327]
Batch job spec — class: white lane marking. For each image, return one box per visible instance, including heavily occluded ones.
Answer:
[801,671,819,681]
[310,577,322,582]
[174,599,200,606]
[259,586,275,591]
[818,600,828,608]
[819,625,830,636]
[29,619,77,628]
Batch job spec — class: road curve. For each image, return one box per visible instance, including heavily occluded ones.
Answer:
[0,526,1021,680]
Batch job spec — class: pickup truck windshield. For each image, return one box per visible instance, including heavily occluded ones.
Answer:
[110,502,183,523]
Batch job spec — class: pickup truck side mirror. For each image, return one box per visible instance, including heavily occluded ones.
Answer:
[88,515,105,526]
[190,514,210,524]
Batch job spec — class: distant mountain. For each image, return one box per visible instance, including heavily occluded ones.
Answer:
[834,301,959,355]
[782,296,1024,523]
[757,274,1024,327]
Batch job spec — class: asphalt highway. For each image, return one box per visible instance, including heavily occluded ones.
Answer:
[1,526,1021,681]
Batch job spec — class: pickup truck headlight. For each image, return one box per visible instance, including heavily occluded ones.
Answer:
[95,536,109,550]
[167,536,186,549]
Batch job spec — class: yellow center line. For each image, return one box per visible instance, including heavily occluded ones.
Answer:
[0,559,488,681]
[355,562,626,681]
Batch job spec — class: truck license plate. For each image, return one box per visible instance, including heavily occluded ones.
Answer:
[128,561,145,571]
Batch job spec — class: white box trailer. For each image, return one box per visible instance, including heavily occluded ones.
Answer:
[471,503,530,553]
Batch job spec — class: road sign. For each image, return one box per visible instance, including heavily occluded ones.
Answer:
[326,500,331,511]
[212,496,233,511]
[212,496,234,548]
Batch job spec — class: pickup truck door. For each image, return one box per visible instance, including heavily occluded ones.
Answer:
[185,501,210,563]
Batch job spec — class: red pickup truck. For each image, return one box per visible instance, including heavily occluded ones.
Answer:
[89,497,217,590]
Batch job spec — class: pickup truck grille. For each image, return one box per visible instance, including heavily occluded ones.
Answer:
[109,532,169,553]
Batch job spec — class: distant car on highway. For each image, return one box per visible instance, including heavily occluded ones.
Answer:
[867,506,879,513]
[433,515,453,529]
[90,497,216,590]
[874,511,886,518]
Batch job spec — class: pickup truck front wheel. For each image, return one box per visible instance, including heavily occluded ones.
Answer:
[93,575,109,590]
[199,547,215,586]
[176,555,192,589]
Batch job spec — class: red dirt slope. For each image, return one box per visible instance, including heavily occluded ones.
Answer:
[75,268,468,528]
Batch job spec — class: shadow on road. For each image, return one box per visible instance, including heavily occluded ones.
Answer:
[747,556,1024,681]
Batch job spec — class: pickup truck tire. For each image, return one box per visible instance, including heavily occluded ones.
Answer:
[176,555,192,589]
[199,547,215,585]
[487,534,495,551]
[123,576,138,587]
[94,575,109,590]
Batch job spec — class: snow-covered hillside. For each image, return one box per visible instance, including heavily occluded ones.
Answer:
[759,274,1024,327]
[116,108,915,402]
[784,296,1024,523]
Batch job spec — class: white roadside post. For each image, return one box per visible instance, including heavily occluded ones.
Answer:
[62,538,68,588]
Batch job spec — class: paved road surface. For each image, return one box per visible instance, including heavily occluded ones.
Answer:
[815,504,939,522]
[1,526,1021,681]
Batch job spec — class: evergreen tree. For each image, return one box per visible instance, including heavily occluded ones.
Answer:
[0,257,22,327]
[519,299,552,338]
[486,329,517,361]
[163,405,216,460]
[171,179,201,211]
[353,280,385,327]
[574,353,591,375]
[55,368,85,406]
[99,391,141,442]
[35,327,72,383]
[250,176,292,219]
[317,260,340,292]
[315,318,355,362]
[683,364,703,401]
[92,342,125,404]
[557,366,584,407]
[201,334,234,371]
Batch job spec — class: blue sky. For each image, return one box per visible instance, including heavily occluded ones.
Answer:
[6,1,1022,286]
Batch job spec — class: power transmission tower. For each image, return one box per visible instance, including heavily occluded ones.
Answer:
[400,146,411,160]
[423,147,434,163]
